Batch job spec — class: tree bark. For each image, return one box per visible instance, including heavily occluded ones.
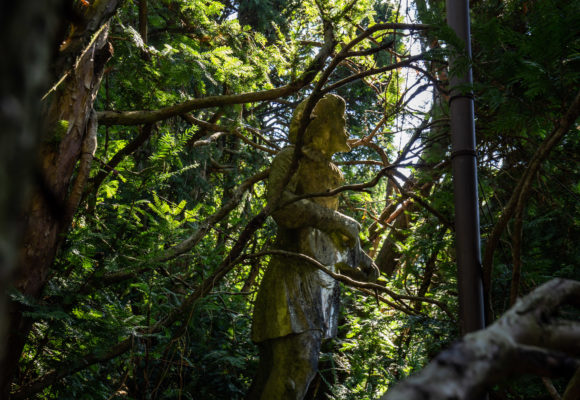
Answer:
[138,0,148,45]
[1,1,121,395]
[381,278,580,400]
[509,205,524,305]
[0,0,65,395]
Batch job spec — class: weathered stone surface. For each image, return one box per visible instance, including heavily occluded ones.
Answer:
[248,94,378,400]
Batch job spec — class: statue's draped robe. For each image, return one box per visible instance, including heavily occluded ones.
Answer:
[251,146,345,343]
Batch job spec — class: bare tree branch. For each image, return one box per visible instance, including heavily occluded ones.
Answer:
[381,279,580,400]
[182,114,278,154]
[322,55,425,94]
[97,23,339,127]
[77,168,269,292]
[388,170,454,231]
[243,250,455,320]
[88,123,154,196]
[97,24,429,127]
[542,377,563,400]
[345,40,395,58]
[482,89,580,319]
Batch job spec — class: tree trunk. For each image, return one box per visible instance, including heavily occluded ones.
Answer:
[1,1,121,395]
[0,0,65,395]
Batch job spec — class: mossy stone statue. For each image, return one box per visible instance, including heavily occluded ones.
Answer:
[247,94,379,400]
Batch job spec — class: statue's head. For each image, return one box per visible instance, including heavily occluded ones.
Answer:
[289,94,350,156]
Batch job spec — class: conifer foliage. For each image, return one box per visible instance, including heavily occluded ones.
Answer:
[3,0,580,399]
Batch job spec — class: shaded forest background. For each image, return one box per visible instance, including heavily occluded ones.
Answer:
[1,0,579,399]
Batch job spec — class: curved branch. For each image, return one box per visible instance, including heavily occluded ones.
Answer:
[344,40,394,58]
[88,123,154,196]
[97,24,429,127]
[97,24,338,127]
[79,168,269,291]
[154,169,269,263]
[381,278,580,400]
[482,89,580,315]
[322,54,425,94]
[244,250,454,320]
[358,287,418,316]
[277,164,404,208]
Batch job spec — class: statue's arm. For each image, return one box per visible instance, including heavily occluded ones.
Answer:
[267,148,360,243]
[337,246,380,282]
[269,148,379,282]
[275,194,361,243]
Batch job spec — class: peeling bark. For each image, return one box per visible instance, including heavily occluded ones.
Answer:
[1,1,121,395]
[381,279,580,400]
[0,1,64,396]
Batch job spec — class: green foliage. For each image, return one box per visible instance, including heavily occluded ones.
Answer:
[16,0,580,399]
[472,0,580,139]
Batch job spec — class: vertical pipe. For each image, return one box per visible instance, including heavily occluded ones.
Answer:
[446,0,486,335]
[139,0,148,45]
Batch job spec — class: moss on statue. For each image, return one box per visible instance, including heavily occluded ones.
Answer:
[247,94,379,400]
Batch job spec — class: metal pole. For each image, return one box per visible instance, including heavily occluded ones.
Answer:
[446,0,486,335]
